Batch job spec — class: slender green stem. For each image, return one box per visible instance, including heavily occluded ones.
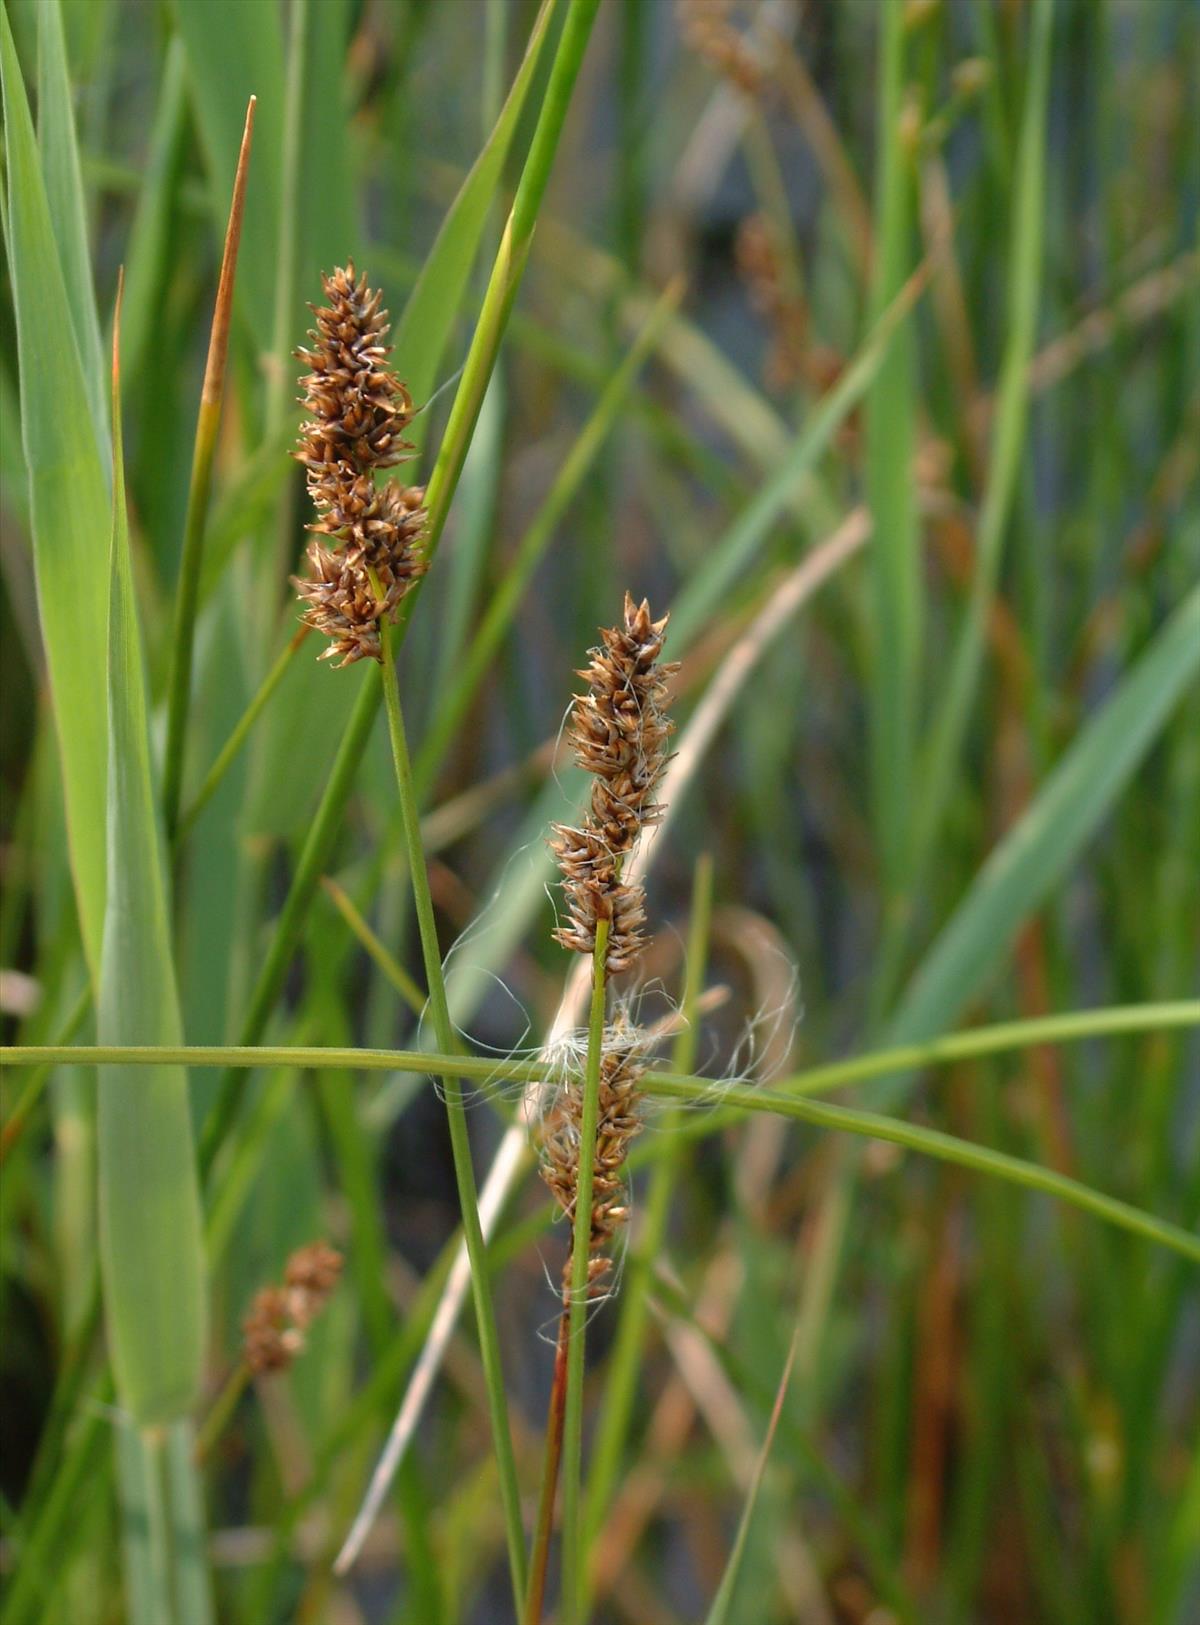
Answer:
[560,920,609,1625]
[0,979,90,1162]
[905,0,1055,912]
[524,1308,570,1625]
[581,855,713,1589]
[377,620,527,1614]
[9,1001,1195,1092]
[642,1078,1200,1263]
[194,1361,251,1464]
[319,874,428,1020]
[175,627,309,842]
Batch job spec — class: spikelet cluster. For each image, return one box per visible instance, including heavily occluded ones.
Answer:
[551,594,677,976]
[677,0,765,95]
[292,264,428,666]
[242,1241,343,1375]
[736,214,807,392]
[540,1029,646,1297]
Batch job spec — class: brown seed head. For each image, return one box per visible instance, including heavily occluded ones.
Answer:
[678,0,765,96]
[243,1285,303,1375]
[540,1032,646,1296]
[241,1242,343,1373]
[293,264,428,665]
[552,593,676,974]
[735,213,809,393]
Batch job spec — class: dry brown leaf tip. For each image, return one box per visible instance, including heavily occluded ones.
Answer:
[292,264,429,667]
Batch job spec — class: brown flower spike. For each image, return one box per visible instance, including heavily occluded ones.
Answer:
[550,593,677,975]
[242,1241,343,1375]
[292,264,428,666]
[538,596,675,1296]
[540,1029,646,1297]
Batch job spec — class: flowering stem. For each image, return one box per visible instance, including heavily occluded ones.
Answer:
[194,1359,251,1464]
[377,617,527,1614]
[175,625,310,843]
[523,1307,571,1625]
[559,919,609,1624]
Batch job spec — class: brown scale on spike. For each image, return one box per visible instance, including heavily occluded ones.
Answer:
[550,593,678,976]
[539,1034,646,1298]
[291,264,428,667]
[537,595,676,1297]
[242,1241,343,1374]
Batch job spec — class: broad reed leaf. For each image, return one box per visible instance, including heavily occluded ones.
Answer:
[36,0,106,451]
[114,1420,171,1625]
[163,1422,216,1625]
[114,1421,215,1625]
[1,7,109,976]
[97,292,206,1425]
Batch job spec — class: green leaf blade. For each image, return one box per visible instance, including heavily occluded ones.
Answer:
[98,302,206,1427]
[1,6,110,978]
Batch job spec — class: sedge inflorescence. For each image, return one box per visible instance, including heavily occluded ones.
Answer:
[242,1241,343,1375]
[538,594,677,1297]
[539,1021,648,1298]
[292,264,428,666]
[550,593,677,977]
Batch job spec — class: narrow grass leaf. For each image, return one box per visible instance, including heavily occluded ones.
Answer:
[98,285,206,1424]
[394,0,556,423]
[864,0,919,903]
[1,7,109,977]
[888,584,1200,1064]
[199,0,602,1173]
[669,262,927,648]
[415,277,683,795]
[703,1323,801,1625]
[914,0,1054,870]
